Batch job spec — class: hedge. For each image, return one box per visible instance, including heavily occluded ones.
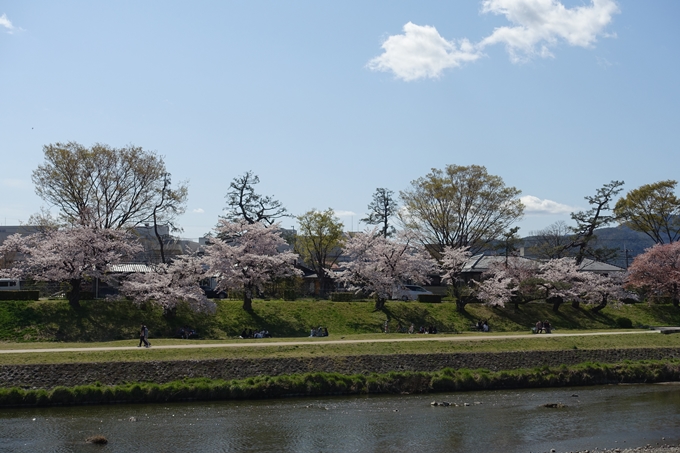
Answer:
[418,294,442,303]
[0,290,40,301]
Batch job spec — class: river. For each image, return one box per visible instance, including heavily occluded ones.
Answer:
[1,383,679,452]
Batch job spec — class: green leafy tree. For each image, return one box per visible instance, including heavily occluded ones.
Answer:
[527,221,575,259]
[151,173,188,263]
[32,142,183,230]
[614,180,680,244]
[295,209,344,296]
[399,164,524,254]
[361,188,398,238]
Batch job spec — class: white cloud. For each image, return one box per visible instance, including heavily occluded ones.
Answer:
[192,208,205,214]
[333,210,357,217]
[520,195,577,215]
[367,22,481,81]
[0,13,17,34]
[368,0,619,80]
[479,0,620,62]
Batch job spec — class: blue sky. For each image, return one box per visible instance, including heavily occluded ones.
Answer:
[1,1,679,240]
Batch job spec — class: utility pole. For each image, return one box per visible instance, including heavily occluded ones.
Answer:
[623,243,632,269]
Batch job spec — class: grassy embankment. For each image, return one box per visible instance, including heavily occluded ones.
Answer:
[2,298,680,342]
[0,298,679,365]
[1,360,679,407]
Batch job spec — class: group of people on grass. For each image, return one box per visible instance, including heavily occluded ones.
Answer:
[535,320,552,334]
[310,326,329,337]
[178,326,197,339]
[240,328,272,339]
[388,322,438,334]
[475,320,490,332]
[414,324,438,334]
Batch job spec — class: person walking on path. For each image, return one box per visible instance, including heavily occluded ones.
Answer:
[138,324,150,348]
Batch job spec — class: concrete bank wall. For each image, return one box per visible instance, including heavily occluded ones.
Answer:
[2,348,679,390]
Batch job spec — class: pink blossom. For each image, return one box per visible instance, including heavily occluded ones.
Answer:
[204,219,300,310]
[337,229,437,308]
[121,254,216,313]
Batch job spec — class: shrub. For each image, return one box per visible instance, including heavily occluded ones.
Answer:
[616,317,633,328]
[50,386,74,404]
[0,291,40,301]
[418,294,442,303]
[66,291,95,300]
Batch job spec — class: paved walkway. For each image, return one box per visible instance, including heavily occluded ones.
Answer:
[0,330,661,354]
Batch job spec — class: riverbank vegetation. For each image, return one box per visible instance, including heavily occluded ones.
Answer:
[1,360,678,407]
[1,298,679,344]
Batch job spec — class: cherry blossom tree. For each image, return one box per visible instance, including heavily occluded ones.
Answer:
[337,229,437,310]
[440,246,472,311]
[626,242,680,307]
[120,254,215,314]
[578,271,634,313]
[476,256,630,312]
[0,227,142,309]
[537,258,591,312]
[475,270,516,308]
[205,219,299,311]
[475,257,540,308]
[0,233,25,275]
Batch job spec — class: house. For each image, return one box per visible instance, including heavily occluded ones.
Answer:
[459,254,625,281]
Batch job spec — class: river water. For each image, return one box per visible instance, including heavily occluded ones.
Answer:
[1,383,679,453]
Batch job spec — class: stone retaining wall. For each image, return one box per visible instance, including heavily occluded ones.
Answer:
[2,348,679,389]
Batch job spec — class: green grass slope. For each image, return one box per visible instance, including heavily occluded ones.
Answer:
[1,298,679,343]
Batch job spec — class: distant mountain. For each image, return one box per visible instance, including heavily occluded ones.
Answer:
[520,225,655,269]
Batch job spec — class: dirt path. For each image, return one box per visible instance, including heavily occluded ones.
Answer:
[0,330,660,354]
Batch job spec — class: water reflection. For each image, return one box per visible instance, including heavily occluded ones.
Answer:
[0,383,678,452]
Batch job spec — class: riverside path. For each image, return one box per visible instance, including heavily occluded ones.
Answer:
[0,329,662,354]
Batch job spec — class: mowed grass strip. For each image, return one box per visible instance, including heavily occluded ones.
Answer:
[1,331,679,365]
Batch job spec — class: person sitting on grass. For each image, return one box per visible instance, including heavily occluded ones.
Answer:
[482,320,489,332]
[535,320,544,334]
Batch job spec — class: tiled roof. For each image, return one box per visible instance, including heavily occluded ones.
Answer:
[462,254,538,272]
[461,255,625,273]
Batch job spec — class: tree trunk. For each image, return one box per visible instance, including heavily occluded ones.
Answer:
[243,287,253,311]
[374,297,386,310]
[68,278,82,309]
[571,300,580,309]
[511,295,521,310]
[673,297,679,309]
[153,211,166,264]
[591,294,608,313]
[549,296,563,313]
[455,297,467,312]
